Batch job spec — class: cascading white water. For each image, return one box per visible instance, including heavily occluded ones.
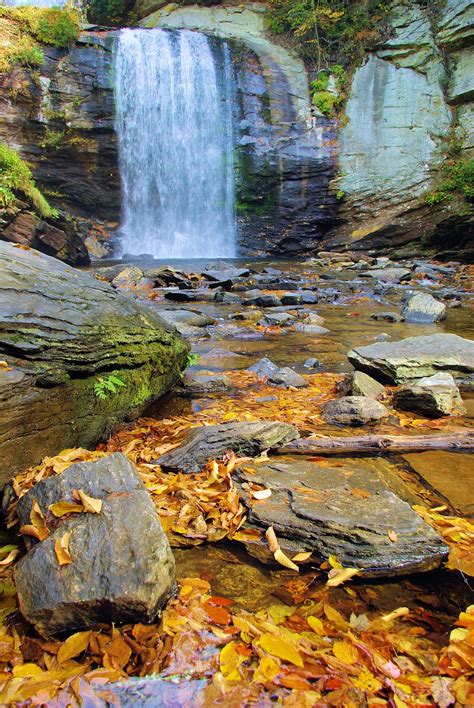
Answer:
[114,28,236,259]
[2,0,69,6]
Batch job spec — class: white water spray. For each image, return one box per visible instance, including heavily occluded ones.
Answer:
[114,28,236,258]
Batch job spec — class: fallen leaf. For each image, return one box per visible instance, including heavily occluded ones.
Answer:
[333,639,359,664]
[307,615,325,635]
[265,526,279,553]
[12,663,44,677]
[76,489,103,514]
[259,633,303,668]
[57,631,92,664]
[292,551,312,562]
[351,488,371,499]
[327,567,360,587]
[253,655,280,683]
[49,501,84,517]
[274,548,299,572]
[220,641,246,680]
[0,360,12,371]
[54,531,73,566]
[388,529,398,542]
[381,607,410,623]
[0,548,19,566]
[30,501,49,541]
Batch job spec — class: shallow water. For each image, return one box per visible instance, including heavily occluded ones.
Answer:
[123,257,474,618]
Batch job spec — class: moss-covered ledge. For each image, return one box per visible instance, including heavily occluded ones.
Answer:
[0,241,189,483]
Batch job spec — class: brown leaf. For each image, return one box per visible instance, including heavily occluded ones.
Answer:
[29,501,49,541]
[54,531,73,566]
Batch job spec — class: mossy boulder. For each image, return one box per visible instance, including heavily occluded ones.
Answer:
[0,241,189,483]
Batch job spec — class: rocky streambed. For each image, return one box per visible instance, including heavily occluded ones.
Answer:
[0,248,473,704]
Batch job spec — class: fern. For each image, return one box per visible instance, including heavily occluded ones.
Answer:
[93,374,126,400]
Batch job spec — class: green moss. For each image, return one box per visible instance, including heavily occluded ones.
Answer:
[39,129,64,150]
[0,142,56,217]
[426,158,474,206]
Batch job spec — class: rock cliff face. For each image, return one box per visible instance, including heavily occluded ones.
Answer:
[0,1,472,259]
[0,31,119,254]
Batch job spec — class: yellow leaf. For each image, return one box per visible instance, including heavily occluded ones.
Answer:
[450,627,468,642]
[388,529,398,542]
[324,604,348,629]
[292,551,312,562]
[219,641,245,680]
[327,567,360,587]
[57,631,92,664]
[76,489,103,514]
[259,633,303,668]
[333,639,359,664]
[49,501,84,517]
[354,669,383,692]
[328,554,342,569]
[265,526,279,553]
[30,501,49,541]
[307,615,325,636]
[54,531,72,566]
[12,663,43,677]
[254,655,280,683]
[274,548,299,572]
[0,548,19,566]
[0,360,12,371]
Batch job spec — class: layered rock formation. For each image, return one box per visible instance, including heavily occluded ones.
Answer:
[0,1,472,258]
[0,241,188,483]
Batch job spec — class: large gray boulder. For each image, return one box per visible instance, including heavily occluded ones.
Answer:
[402,292,446,323]
[14,454,175,637]
[155,421,299,473]
[0,242,188,484]
[393,373,465,418]
[348,334,474,385]
[234,459,448,577]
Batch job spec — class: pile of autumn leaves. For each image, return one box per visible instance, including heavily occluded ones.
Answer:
[0,573,473,705]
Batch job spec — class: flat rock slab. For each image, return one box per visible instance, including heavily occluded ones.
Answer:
[155,421,299,473]
[393,373,465,417]
[14,454,175,637]
[234,458,448,577]
[348,333,474,384]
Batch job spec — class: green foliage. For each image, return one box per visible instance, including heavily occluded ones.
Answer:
[312,89,339,115]
[87,0,133,25]
[310,66,347,115]
[32,8,80,47]
[0,142,55,217]
[93,374,126,400]
[335,189,345,200]
[9,37,44,68]
[266,0,390,66]
[39,129,64,150]
[186,353,200,367]
[426,158,474,206]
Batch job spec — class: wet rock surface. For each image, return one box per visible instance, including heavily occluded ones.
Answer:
[342,371,386,400]
[155,421,299,473]
[15,454,175,637]
[348,334,474,384]
[393,373,465,418]
[402,292,447,323]
[323,396,389,426]
[0,242,187,483]
[234,458,449,577]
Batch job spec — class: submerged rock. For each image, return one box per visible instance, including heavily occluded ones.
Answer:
[363,268,411,284]
[393,373,465,417]
[269,367,308,389]
[402,292,446,323]
[248,357,279,378]
[0,242,187,484]
[348,333,474,384]
[14,454,175,637]
[155,421,299,473]
[323,396,389,426]
[234,459,448,577]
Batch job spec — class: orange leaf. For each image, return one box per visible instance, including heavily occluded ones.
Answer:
[57,631,92,664]
[388,529,398,543]
[54,531,72,566]
[351,488,371,499]
[203,601,231,625]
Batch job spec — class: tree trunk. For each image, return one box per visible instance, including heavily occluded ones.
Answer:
[277,430,474,456]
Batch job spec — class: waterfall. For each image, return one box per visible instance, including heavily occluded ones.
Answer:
[114,28,236,259]
[2,0,70,6]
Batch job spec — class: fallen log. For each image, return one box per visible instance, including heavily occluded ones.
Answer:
[277,430,474,456]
